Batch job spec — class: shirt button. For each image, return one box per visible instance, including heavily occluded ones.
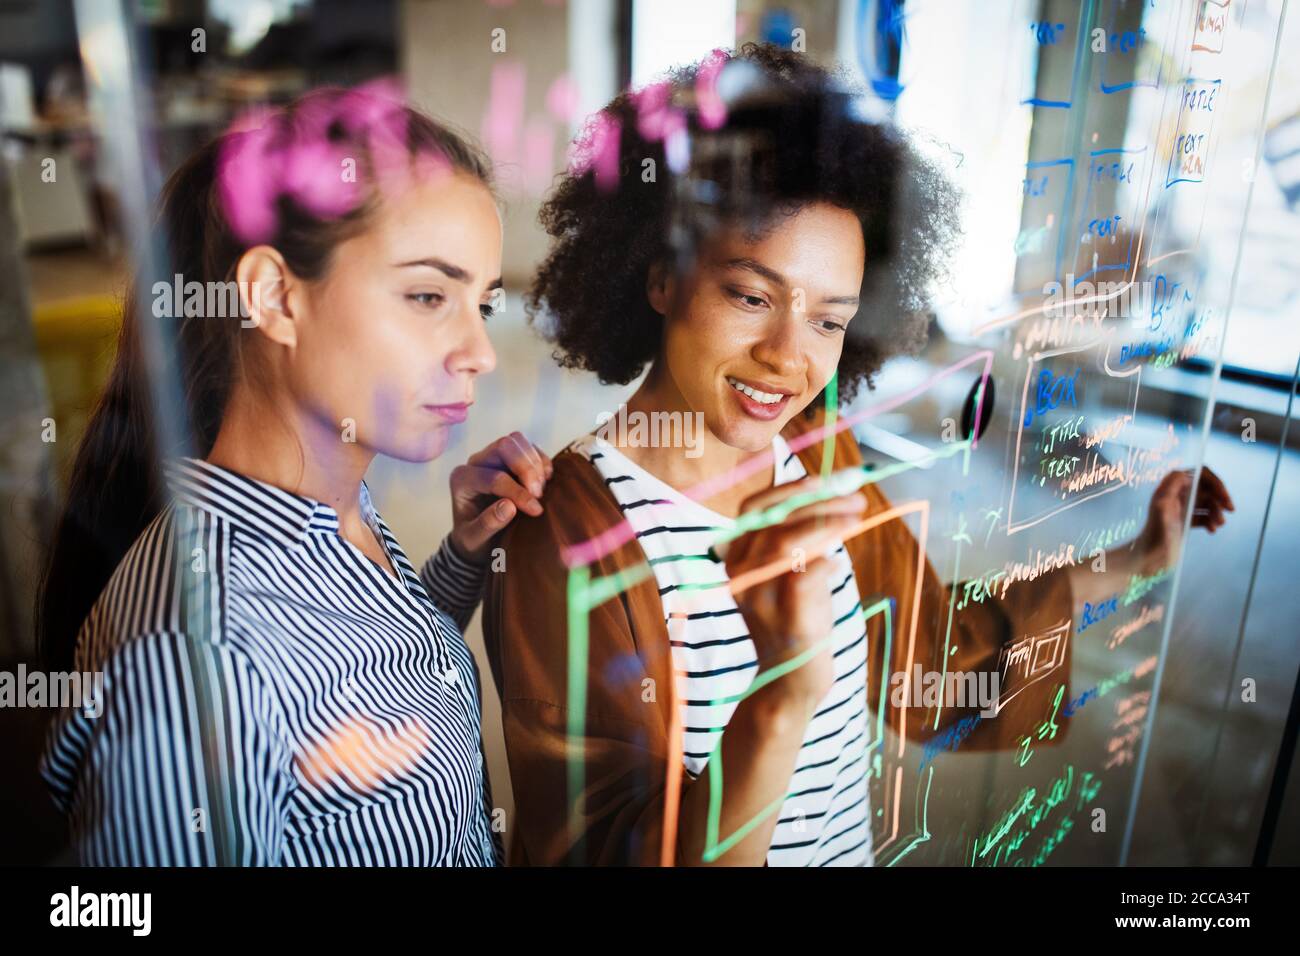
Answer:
[444,666,460,686]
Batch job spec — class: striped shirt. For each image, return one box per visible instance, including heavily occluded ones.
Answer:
[575,432,873,866]
[40,457,501,866]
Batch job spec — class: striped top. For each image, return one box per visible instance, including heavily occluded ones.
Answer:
[40,457,500,867]
[574,432,873,866]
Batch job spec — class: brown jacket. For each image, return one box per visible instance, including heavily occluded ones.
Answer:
[483,411,1074,865]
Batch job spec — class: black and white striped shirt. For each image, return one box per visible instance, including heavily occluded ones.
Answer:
[576,433,872,866]
[41,457,501,866]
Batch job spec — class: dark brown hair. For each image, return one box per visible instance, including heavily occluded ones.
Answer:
[37,86,492,671]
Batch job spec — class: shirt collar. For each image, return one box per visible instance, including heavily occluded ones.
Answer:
[164,457,363,548]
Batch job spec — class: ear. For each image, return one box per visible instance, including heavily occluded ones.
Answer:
[645,260,676,317]
[236,246,300,348]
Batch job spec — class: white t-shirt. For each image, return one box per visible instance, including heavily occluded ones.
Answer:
[571,431,873,866]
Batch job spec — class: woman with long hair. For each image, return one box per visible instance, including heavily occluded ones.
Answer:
[37,82,550,865]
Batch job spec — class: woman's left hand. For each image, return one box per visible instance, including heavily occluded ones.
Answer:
[448,431,553,563]
[1135,464,1234,575]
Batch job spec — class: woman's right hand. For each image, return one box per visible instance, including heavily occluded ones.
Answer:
[447,431,553,562]
[723,477,867,710]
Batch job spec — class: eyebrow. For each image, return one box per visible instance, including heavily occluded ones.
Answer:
[723,257,859,307]
[396,257,503,290]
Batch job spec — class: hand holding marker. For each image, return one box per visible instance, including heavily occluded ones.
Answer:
[707,468,870,702]
[706,466,872,564]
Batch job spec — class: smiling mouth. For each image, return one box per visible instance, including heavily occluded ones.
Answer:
[726,376,791,405]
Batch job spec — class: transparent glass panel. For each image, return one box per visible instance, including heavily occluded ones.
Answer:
[851,0,1293,866]
[2,0,1295,869]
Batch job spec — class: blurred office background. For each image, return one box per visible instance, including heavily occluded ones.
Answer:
[1,0,1298,866]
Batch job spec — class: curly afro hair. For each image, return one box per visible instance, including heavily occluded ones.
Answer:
[527,42,963,406]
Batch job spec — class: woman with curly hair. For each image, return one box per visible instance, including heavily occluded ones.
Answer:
[482,44,1229,867]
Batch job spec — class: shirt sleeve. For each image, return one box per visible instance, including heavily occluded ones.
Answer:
[856,482,1076,751]
[482,481,684,866]
[40,630,295,866]
[420,535,489,633]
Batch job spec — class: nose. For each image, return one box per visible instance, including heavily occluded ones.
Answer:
[445,300,497,379]
[750,312,806,381]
